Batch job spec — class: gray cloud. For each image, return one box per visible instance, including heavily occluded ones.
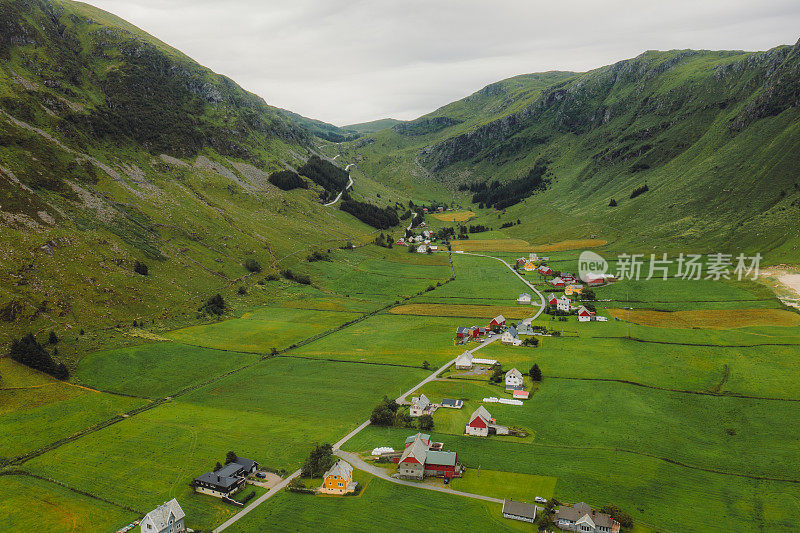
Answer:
[84,0,800,125]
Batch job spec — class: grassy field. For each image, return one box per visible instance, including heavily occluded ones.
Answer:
[21,357,429,531]
[389,302,538,320]
[225,472,533,533]
[164,307,363,354]
[449,469,557,502]
[449,238,607,252]
[432,210,476,222]
[74,342,260,398]
[607,307,800,328]
[0,473,137,533]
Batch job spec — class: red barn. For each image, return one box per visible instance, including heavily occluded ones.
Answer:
[538,265,553,276]
[549,277,566,288]
[489,315,506,328]
[456,327,469,339]
[548,293,558,306]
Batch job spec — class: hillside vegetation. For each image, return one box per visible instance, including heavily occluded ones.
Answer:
[343,46,800,261]
[0,0,392,360]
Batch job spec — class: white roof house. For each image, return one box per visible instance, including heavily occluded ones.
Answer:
[505,368,524,390]
[417,244,428,253]
[517,293,531,304]
[556,295,571,312]
[455,351,473,370]
[141,499,185,533]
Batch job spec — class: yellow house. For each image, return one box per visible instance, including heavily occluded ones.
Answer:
[564,284,584,295]
[523,262,536,272]
[320,460,357,495]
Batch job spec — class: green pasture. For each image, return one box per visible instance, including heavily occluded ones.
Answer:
[0,473,137,533]
[449,469,557,503]
[22,357,428,531]
[164,307,362,354]
[74,342,260,398]
[344,426,800,532]
[226,471,533,533]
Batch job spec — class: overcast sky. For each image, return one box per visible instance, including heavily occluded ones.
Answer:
[84,0,800,125]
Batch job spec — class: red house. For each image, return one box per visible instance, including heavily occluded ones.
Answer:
[548,293,558,306]
[456,327,469,339]
[538,265,553,276]
[397,434,461,480]
[489,315,506,329]
[549,277,566,288]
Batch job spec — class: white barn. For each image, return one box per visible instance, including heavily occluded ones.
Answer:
[455,351,473,370]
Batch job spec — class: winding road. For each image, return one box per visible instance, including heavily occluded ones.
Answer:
[212,251,545,531]
[323,163,354,207]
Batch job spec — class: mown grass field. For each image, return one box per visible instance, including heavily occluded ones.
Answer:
[449,469,557,503]
[449,238,607,252]
[0,473,137,533]
[607,307,800,328]
[432,210,476,222]
[225,472,533,533]
[21,357,429,531]
[389,302,538,320]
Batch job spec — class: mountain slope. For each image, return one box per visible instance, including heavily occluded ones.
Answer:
[343,118,403,134]
[0,0,384,358]
[343,47,800,261]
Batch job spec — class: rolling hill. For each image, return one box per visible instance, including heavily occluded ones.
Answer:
[342,46,800,261]
[0,0,391,358]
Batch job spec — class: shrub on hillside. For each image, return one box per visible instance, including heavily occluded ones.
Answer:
[244,258,262,273]
[630,184,649,199]
[133,260,149,276]
[199,294,226,315]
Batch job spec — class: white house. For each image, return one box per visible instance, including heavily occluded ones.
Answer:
[455,351,473,370]
[577,306,594,322]
[528,252,539,261]
[410,393,434,417]
[141,499,185,533]
[517,293,531,304]
[556,295,571,312]
[505,368,524,390]
[466,405,509,436]
[417,244,428,253]
[501,326,519,345]
[555,502,620,533]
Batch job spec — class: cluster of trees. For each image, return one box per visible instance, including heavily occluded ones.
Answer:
[500,220,521,229]
[467,224,490,234]
[373,233,394,248]
[298,156,349,199]
[281,269,311,285]
[199,294,226,315]
[268,170,308,191]
[301,443,336,478]
[609,198,618,207]
[521,337,539,347]
[369,396,433,430]
[471,161,549,209]
[582,288,596,301]
[630,184,649,198]
[489,363,504,384]
[529,364,542,381]
[340,197,399,229]
[9,333,68,380]
[307,250,331,262]
[213,451,241,472]
[244,258,262,272]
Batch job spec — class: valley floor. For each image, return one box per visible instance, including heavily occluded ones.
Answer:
[2,242,800,532]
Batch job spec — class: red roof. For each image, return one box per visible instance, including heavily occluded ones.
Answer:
[469,415,488,428]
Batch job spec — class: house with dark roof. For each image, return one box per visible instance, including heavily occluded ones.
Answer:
[140,499,185,533]
[556,502,620,533]
[192,456,258,498]
[502,499,537,523]
[441,398,463,409]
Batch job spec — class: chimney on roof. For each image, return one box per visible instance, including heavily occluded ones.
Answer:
[217,475,220,482]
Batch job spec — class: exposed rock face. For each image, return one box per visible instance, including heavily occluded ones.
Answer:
[392,116,463,136]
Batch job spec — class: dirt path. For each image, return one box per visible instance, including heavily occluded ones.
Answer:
[761,266,800,310]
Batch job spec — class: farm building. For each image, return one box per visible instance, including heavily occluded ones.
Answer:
[548,293,558,306]
[505,368,524,390]
[441,398,463,409]
[455,351,473,370]
[578,306,608,322]
[502,499,537,524]
[472,326,488,338]
[141,499,185,533]
[538,265,553,276]
[410,393,436,417]
[556,295,571,312]
[513,390,530,400]
[517,322,534,335]
[561,273,576,283]
[466,406,509,437]
[490,315,506,328]
[455,326,470,339]
[517,293,532,304]
[524,262,536,272]
[472,357,498,366]
[555,502,620,533]
[550,277,566,288]
[501,326,519,345]
[397,434,462,480]
[516,258,527,267]
[429,245,439,252]
[320,460,357,495]
[417,244,428,253]
[529,253,539,261]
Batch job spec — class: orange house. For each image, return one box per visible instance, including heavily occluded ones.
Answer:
[320,460,357,495]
